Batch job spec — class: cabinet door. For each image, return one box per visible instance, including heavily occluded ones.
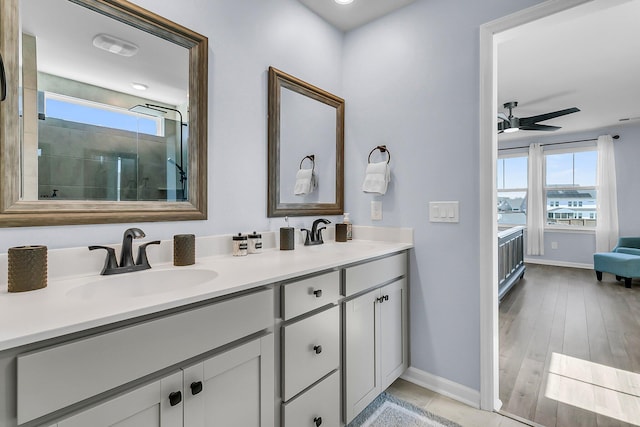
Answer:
[184,334,274,427]
[344,288,378,423]
[379,278,408,390]
[57,371,183,427]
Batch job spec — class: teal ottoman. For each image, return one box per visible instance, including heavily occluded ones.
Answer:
[593,252,640,288]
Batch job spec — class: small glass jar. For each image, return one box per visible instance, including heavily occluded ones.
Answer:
[248,232,262,254]
[232,233,248,256]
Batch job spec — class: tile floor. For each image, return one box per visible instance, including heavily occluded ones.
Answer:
[387,379,536,427]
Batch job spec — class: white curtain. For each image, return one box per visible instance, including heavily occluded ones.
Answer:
[596,135,619,252]
[527,143,545,255]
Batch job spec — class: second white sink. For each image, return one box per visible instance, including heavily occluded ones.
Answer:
[66,269,218,300]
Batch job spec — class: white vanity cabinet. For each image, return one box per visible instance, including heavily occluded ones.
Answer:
[343,254,408,424]
[52,334,274,427]
[280,271,341,427]
[53,371,184,427]
[16,288,274,426]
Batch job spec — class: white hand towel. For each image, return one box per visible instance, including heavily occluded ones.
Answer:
[294,168,316,195]
[362,161,390,195]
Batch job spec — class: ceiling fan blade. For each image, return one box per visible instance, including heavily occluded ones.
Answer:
[519,124,561,131]
[497,112,509,121]
[520,107,580,125]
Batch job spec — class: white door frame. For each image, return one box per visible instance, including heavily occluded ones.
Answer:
[477,0,598,411]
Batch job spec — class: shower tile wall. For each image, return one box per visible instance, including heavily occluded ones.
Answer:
[38,118,178,201]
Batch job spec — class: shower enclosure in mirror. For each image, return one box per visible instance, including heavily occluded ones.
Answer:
[22,0,188,202]
[0,0,208,226]
[267,67,344,217]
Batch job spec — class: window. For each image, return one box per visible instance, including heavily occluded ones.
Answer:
[545,149,597,227]
[44,92,163,136]
[497,155,527,225]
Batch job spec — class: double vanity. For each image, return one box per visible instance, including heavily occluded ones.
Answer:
[0,230,412,427]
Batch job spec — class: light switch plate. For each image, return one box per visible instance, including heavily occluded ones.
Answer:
[429,201,459,223]
[371,201,382,221]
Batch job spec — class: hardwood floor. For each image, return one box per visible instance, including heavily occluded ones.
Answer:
[499,264,640,426]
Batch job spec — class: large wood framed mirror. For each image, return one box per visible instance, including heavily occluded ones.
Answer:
[267,67,344,217]
[0,0,207,226]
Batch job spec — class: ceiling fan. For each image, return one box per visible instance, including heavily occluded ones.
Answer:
[497,101,580,133]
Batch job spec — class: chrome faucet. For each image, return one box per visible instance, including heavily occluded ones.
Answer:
[89,228,161,275]
[302,218,331,246]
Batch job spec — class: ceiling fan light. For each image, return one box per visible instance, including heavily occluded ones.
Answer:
[334,0,354,4]
[504,127,520,133]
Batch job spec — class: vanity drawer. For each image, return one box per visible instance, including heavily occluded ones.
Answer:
[344,252,406,296]
[17,288,274,424]
[282,270,340,320]
[283,370,340,427]
[282,305,339,401]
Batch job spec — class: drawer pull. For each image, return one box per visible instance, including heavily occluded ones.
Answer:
[313,289,323,298]
[190,381,203,395]
[314,416,323,426]
[169,391,182,406]
[313,345,323,354]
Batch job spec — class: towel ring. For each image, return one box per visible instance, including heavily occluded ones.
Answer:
[368,145,391,164]
[299,154,315,171]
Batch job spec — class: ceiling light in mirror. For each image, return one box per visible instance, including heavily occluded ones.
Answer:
[92,33,138,57]
[131,82,148,91]
[334,0,354,4]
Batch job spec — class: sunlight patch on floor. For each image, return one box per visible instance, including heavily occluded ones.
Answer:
[545,352,640,425]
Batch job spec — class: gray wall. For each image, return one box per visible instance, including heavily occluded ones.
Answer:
[341,0,543,391]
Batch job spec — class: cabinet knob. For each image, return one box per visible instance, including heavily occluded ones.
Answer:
[313,289,323,298]
[384,295,389,301]
[190,381,203,395]
[313,345,323,354]
[314,416,323,426]
[169,391,182,406]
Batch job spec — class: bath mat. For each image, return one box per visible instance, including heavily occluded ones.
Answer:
[347,392,463,427]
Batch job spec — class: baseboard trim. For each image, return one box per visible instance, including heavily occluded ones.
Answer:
[400,366,480,409]
[524,258,592,270]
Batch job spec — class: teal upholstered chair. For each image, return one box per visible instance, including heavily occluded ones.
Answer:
[594,237,640,288]
[613,237,640,256]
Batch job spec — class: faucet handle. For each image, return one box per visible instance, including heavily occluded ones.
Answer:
[301,229,311,245]
[136,240,161,268]
[317,227,327,243]
[89,245,119,274]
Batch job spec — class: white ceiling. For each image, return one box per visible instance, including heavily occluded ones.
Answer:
[297,0,417,32]
[497,0,640,141]
[20,0,189,107]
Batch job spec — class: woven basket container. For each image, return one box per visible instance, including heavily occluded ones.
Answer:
[8,245,48,293]
[173,234,195,266]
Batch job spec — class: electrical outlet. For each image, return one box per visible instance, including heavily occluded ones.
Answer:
[371,201,382,221]
[551,241,558,249]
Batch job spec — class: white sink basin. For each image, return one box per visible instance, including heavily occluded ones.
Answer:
[66,269,218,300]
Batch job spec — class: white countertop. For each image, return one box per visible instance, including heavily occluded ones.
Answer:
[0,238,412,352]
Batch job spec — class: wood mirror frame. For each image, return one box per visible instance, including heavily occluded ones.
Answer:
[267,67,344,217]
[0,0,207,227]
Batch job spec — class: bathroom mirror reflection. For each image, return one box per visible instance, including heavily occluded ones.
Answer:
[0,0,208,226]
[21,0,188,202]
[267,67,344,217]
